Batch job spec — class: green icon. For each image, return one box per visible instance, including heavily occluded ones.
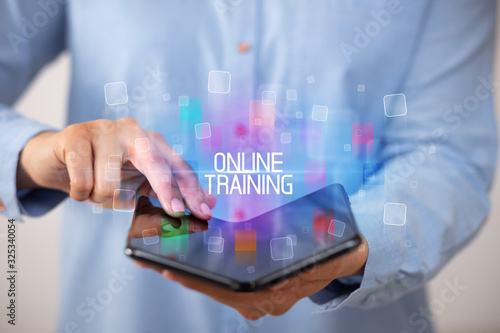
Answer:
[161,215,189,238]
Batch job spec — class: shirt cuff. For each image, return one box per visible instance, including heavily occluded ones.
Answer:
[0,108,58,219]
[309,276,363,305]
[18,188,67,217]
[310,191,402,313]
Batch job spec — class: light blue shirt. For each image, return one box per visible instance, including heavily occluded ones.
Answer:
[1,1,497,332]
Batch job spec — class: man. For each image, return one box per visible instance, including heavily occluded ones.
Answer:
[0,1,496,332]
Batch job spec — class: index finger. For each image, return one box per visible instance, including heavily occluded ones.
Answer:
[148,131,213,220]
[127,132,212,220]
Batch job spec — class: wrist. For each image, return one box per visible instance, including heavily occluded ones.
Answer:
[16,131,57,190]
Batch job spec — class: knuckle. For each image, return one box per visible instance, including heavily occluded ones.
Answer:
[173,170,188,183]
[148,130,164,142]
[174,168,198,185]
[97,119,116,134]
[70,178,93,198]
[63,123,86,138]
[169,180,180,191]
[118,117,140,129]
[75,140,91,157]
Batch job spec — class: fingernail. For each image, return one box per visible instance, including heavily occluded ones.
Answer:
[200,202,212,218]
[171,198,185,213]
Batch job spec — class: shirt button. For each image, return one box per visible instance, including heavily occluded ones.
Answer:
[238,41,251,54]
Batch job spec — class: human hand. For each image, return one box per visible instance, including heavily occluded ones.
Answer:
[16,118,213,219]
[136,235,368,319]
[129,195,214,239]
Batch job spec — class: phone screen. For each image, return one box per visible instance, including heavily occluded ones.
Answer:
[126,184,360,291]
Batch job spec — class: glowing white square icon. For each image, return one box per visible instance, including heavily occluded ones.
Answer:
[281,132,291,144]
[286,234,297,245]
[108,155,122,169]
[163,93,171,102]
[142,228,159,245]
[105,167,121,181]
[296,111,303,119]
[247,266,256,274]
[262,91,276,105]
[286,90,297,101]
[195,122,212,139]
[178,96,189,106]
[113,189,136,212]
[270,237,294,261]
[383,202,407,226]
[92,204,103,214]
[312,105,328,122]
[104,82,128,106]
[307,75,315,84]
[358,84,366,92]
[208,236,224,253]
[173,144,183,155]
[208,70,231,94]
[344,144,352,151]
[383,93,407,117]
[203,226,222,245]
[328,220,346,237]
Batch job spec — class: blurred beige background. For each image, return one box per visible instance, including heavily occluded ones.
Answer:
[2,11,500,333]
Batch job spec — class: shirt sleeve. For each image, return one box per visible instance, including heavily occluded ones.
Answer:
[0,0,67,219]
[311,0,497,310]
